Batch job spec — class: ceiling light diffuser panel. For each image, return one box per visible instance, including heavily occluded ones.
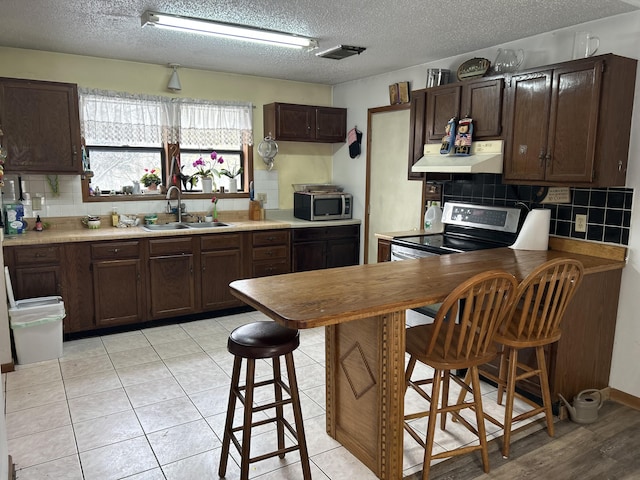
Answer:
[141,11,318,49]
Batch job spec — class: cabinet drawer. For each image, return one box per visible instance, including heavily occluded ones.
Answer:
[293,225,359,241]
[253,259,290,277]
[253,245,288,261]
[149,237,193,256]
[253,230,289,246]
[201,234,241,251]
[13,245,61,265]
[91,241,140,259]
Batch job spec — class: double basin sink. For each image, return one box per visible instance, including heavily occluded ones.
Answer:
[141,221,230,232]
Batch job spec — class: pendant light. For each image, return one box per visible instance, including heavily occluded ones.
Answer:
[167,64,182,92]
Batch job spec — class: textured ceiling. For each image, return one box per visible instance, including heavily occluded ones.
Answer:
[0,0,637,85]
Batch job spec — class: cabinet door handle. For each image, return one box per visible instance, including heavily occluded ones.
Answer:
[111,248,119,254]
[538,150,545,167]
[618,160,624,172]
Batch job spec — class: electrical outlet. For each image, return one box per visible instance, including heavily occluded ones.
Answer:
[575,214,587,233]
[257,193,267,203]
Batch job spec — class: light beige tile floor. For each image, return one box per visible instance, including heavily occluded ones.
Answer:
[5,309,541,479]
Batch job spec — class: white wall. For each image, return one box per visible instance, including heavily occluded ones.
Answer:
[333,11,640,398]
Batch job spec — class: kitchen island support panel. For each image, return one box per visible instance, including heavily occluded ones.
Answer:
[326,312,405,478]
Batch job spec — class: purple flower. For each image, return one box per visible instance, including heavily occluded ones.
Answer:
[193,157,205,168]
[211,151,224,164]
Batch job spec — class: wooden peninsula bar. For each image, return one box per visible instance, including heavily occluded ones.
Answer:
[229,239,626,479]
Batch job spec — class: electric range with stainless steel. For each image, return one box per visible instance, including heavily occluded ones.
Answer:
[391,202,522,260]
[391,201,523,319]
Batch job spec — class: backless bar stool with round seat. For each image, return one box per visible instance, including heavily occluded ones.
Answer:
[218,321,311,480]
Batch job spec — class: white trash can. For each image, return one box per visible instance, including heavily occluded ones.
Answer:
[9,297,65,364]
[5,267,65,365]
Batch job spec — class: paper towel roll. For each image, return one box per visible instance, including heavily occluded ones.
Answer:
[509,209,551,251]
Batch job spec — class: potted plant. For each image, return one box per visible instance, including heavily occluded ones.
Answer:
[215,152,243,193]
[140,168,162,191]
[192,155,220,193]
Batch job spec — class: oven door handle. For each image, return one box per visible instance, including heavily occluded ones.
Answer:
[391,250,418,261]
[391,247,438,260]
[439,246,464,253]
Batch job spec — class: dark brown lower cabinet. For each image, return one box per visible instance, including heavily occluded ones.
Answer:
[292,225,360,272]
[251,230,291,277]
[91,241,144,328]
[6,245,62,299]
[148,238,196,319]
[200,233,243,310]
[377,238,391,263]
[4,225,361,334]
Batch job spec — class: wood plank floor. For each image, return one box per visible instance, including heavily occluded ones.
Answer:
[404,401,640,479]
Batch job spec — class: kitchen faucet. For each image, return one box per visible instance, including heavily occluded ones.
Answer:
[166,185,182,223]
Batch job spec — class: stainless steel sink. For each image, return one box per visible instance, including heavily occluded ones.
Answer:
[141,223,191,231]
[183,222,229,228]
[141,221,230,231]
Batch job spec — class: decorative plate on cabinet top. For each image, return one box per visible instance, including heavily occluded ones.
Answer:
[456,58,491,81]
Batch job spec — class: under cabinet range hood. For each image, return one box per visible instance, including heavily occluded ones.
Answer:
[411,140,504,174]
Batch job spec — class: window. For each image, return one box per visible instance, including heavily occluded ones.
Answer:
[86,147,164,193]
[78,88,253,199]
[179,149,244,192]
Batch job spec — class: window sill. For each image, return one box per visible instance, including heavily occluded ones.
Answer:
[83,191,248,202]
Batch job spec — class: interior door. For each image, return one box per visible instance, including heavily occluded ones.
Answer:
[365,105,423,264]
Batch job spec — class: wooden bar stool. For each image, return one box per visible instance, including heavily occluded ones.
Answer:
[218,321,312,480]
[458,258,584,458]
[404,270,517,479]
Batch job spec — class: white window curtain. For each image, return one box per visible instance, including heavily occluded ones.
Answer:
[78,89,169,146]
[170,98,253,147]
[78,88,253,147]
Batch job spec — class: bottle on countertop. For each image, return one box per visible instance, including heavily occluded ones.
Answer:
[424,204,443,233]
[36,215,43,232]
[111,207,118,227]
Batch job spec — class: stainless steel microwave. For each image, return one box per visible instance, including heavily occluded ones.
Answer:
[293,192,353,221]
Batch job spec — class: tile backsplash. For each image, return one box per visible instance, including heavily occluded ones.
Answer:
[0,174,250,219]
[442,174,633,246]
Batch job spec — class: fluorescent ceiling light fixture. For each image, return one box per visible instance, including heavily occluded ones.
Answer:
[141,11,318,49]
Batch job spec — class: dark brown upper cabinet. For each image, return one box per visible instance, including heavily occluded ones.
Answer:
[0,77,82,174]
[264,102,347,143]
[407,76,504,181]
[407,90,427,181]
[503,54,637,186]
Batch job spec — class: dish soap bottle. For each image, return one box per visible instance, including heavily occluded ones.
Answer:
[424,204,443,233]
[111,207,118,227]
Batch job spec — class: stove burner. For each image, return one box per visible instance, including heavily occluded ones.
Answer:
[392,234,505,254]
